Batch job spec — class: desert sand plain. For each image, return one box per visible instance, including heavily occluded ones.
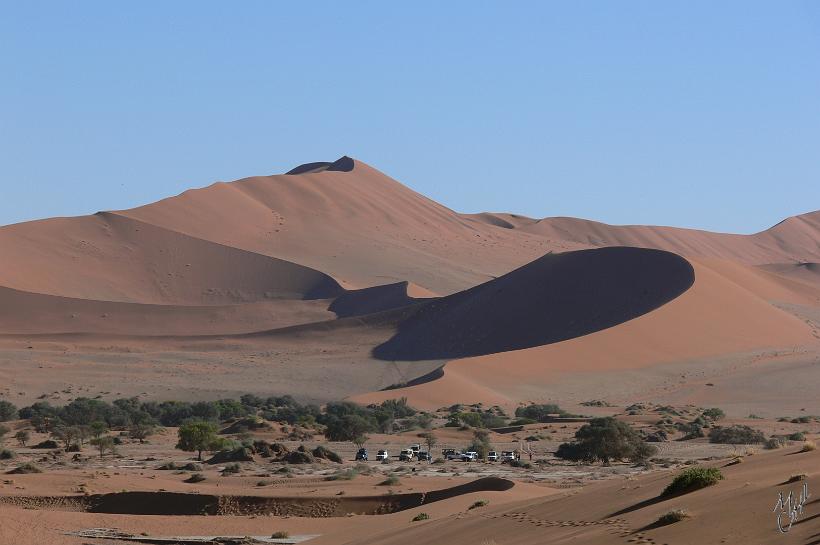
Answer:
[1,158,819,544]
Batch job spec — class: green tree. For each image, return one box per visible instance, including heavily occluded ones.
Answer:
[90,435,116,459]
[90,421,107,440]
[15,430,29,447]
[555,417,656,466]
[176,421,219,461]
[0,400,18,422]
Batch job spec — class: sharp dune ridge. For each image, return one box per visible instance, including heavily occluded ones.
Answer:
[0,156,818,407]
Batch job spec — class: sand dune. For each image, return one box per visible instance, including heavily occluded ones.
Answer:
[374,247,694,360]
[355,257,820,409]
[0,156,817,408]
[0,212,342,304]
[469,210,820,265]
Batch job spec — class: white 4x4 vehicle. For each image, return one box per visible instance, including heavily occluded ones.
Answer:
[460,451,478,461]
[375,449,389,461]
[487,451,499,462]
[500,451,519,463]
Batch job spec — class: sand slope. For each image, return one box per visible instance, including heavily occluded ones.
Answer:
[354,257,819,409]
[374,247,694,360]
[349,445,820,545]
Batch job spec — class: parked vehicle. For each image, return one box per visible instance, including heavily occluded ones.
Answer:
[376,449,389,461]
[355,448,368,461]
[461,451,478,462]
[409,444,421,454]
[417,451,432,462]
[500,451,519,463]
[399,448,415,462]
[443,449,462,461]
[487,451,499,462]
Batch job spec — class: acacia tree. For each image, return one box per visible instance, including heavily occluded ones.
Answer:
[176,421,219,461]
[555,417,656,466]
[421,432,437,456]
[15,430,29,447]
[90,435,116,459]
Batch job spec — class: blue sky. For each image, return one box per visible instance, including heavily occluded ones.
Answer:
[1,1,818,232]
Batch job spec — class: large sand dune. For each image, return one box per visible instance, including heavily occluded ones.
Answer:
[0,156,818,407]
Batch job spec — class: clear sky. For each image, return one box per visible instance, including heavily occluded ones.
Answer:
[2,2,819,233]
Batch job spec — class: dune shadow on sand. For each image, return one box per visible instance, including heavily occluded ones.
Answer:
[373,247,695,361]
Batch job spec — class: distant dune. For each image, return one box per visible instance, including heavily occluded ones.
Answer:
[0,156,818,406]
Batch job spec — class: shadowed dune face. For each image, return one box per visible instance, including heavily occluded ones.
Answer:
[329,281,433,318]
[373,247,695,361]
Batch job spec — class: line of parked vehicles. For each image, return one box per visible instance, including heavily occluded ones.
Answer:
[355,445,521,463]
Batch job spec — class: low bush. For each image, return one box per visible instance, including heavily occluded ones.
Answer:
[379,475,401,486]
[801,441,816,452]
[7,463,42,474]
[325,469,357,481]
[662,467,723,496]
[270,531,290,539]
[764,437,787,450]
[656,509,689,525]
[312,445,342,463]
[708,425,765,445]
[785,474,807,484]
[412,512,430,521]
[468,500,489,510]
[0,449,15,460]
[221,463,241,474]
[184,473,206,483]
[788,432,806,441]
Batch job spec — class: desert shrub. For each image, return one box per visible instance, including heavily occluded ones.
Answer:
[7,462,42,474]
[206,446,254,465]
[468,500,489,510]
[31,439,59,449]
[379,475,401,486]
[701,408,725,421]
[282,450,314,464]
[184,473,206,483]
[801,441,816,452]
[270,531,290,539]
[325,468,357,481]
[656,509,689,525]
[157,462,179,470]
[181,462,202,471]
[0,400,18,422]
[312,445,342,463]
[514,403,574,422]
[708,425,765,444]
[221,463,241,474]
[412,512,430,521]
[0,449,15,460]
[662,467,723,496]
[785,474,807,484]
[555,417,656,465]
[508,459,532,469]
[509,417,537,425]
[764,437,787,450]
[788,432,806,441]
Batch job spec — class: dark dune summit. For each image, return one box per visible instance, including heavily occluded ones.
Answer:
[285,155,355,175]
[373,247,695,361]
